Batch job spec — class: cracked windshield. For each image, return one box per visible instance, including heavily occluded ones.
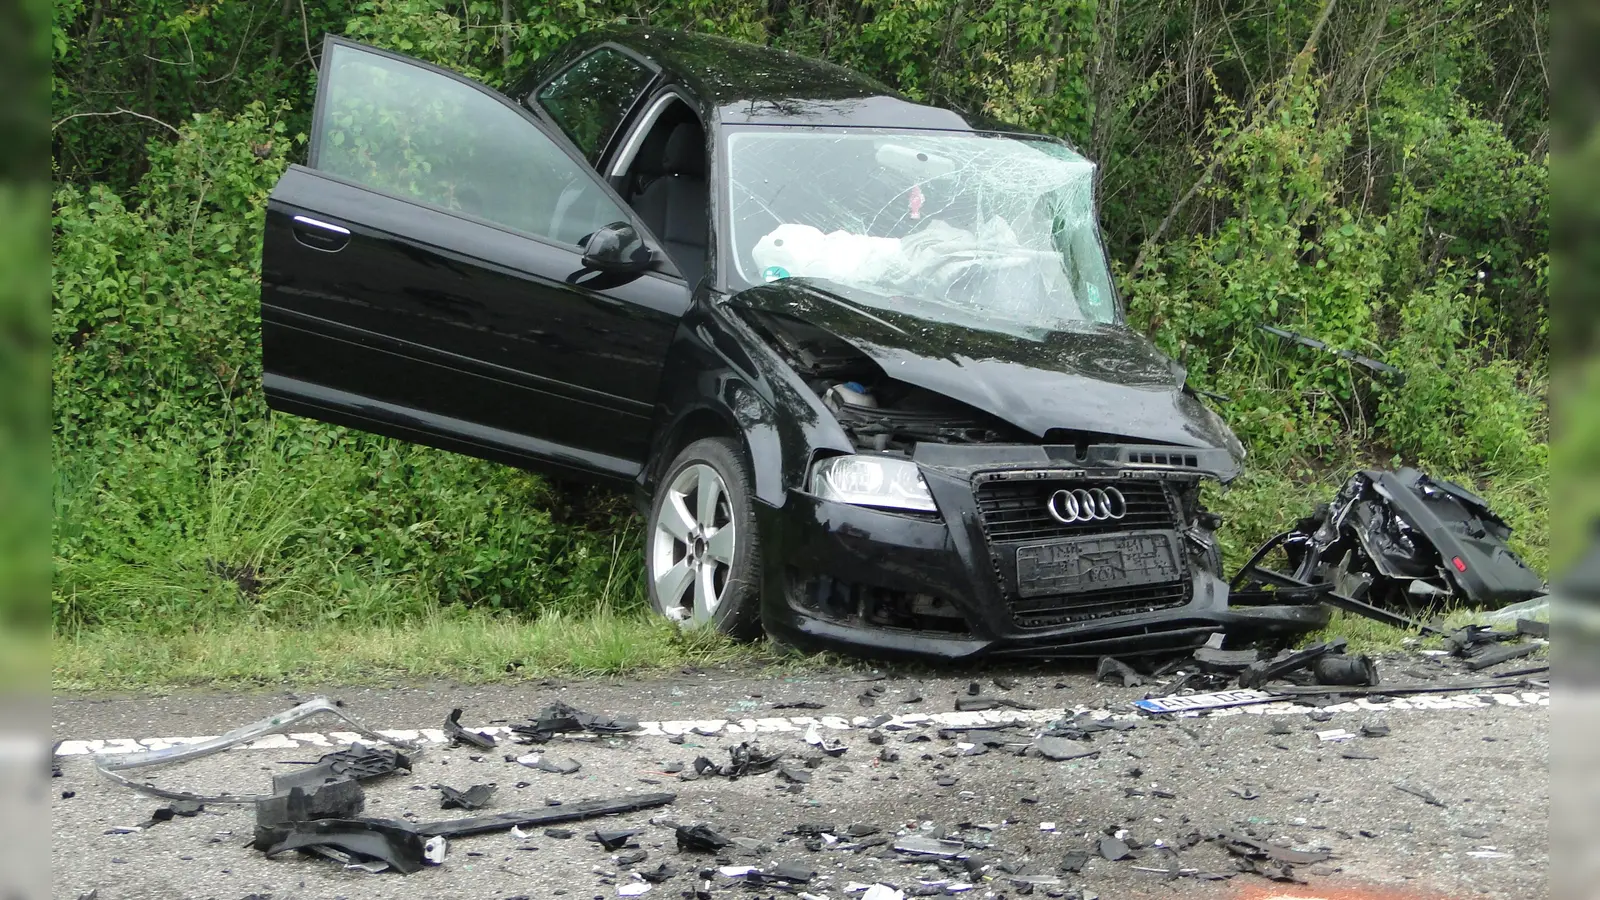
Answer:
[727,129,1118,332]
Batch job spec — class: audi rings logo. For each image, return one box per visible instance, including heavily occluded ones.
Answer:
[1046,486,1127,524]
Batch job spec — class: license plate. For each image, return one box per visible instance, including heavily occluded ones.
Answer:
[1133,689,1281,714]
[1014,531,1181,598]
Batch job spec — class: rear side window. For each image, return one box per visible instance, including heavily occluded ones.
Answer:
[313,42,626,247]
[536,48,654,162]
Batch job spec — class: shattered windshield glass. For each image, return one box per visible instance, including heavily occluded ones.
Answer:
[726,128,1118,330]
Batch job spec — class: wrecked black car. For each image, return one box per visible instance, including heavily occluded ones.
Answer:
[260,28,1254,659]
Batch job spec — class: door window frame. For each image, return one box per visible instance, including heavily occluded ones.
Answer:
[528,42,662,165]
[305,35,683,280]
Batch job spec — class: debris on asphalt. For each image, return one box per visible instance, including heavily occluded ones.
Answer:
[593,828,642,851]
[511,701,641,743]
[256,781,365,828]
[695,741,783,778]
[255,817,435,875]
[444,708,497,750]
[1394,782,1448,808]
[515,753,582,775]
[438,783,496,810]
[1097,835,1130,860]
[803,725,848,757]
[1192,645,1261,674]
[1096,656,1145,687]
[414,794,677,838]
[771,700,826,710]
[1215,832,1330,883]
[893,834,965,857]
[676,823,731,853]
[94,697,423,804]
[1312,653,1379,686]
[1031,737,1100,762]
[274,746,413,794]
[1239,639,1346,689]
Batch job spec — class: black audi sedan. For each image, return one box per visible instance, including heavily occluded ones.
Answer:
[260,27,1258,660]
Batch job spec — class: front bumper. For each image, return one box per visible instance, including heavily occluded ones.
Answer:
[755,465,1244,661]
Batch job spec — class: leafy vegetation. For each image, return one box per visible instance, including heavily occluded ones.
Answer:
[52,0,1547,683]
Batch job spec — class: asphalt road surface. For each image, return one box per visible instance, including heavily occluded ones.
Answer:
[52,662,1548,900]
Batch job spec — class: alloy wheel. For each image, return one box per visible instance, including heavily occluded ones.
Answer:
[650,462,736,626]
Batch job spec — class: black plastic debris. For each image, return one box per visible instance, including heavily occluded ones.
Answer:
[256,817,431,875]
[1312,653,1379,686]
[640,862,678,883]
[511,701,640,742]
[1463,642,1539,671]
[1361,723,1391,738]
[514,752,581,774]
[1059,850,1090,873]
[1339,748,1378,760]
[593,828,642,851]
[1192,646,1261,674]
[778,766,812,785]
[1232,469,1544,628]
[438,783,496,811]
[414,793,676,838]
[695,742,783,779]
[615,848,649,866]
[1217,833,1331,867]
[257,781,365,829]
[954,696,1036,712]
[273,746,412,794]
[1259,324,1404,382]
[771,701,825,710]
[545,828,574,839]
[1240,639,1346,689]
[444,708,496,750]
[676,823,731,853]
[893,835,965,857]
[1097,836,1130,860]
[749,861,816,886]
[1032,737,1100,763]
[1517,618,1549,639]
[1394,782,1447,808]
[1096,657,1145,687]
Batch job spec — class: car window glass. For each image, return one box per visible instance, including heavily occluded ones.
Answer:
[536,48,654,162]
[315,42,625,246]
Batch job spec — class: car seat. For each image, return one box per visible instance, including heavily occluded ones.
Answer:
[630,121,708,288]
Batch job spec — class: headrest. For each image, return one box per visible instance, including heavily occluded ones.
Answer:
[660,122,705,177]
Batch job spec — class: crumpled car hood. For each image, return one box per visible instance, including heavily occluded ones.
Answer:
[728,280,1241,453]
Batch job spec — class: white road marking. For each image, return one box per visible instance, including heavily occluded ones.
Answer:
[52,689,1547,757]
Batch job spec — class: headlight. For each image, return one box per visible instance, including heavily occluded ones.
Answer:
[810,455,938,513]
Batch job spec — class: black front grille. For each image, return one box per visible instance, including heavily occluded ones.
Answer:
[975,478,1178,541]
[1007,579,1191,628]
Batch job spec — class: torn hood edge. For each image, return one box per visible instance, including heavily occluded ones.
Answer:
[728,280,1246,462]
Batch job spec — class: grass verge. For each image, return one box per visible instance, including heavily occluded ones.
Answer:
[52,608,784,692]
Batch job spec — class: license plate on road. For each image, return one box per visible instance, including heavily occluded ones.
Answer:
[1133,689,1281,714]
[1014,531,1181,598]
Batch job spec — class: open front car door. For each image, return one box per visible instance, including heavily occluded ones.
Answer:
[260,37,689,481]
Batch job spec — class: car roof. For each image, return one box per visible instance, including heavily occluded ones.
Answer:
[573,26,980,130]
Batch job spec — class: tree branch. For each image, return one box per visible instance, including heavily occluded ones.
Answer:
[51,107,182,137]
[1130,0,1338,275]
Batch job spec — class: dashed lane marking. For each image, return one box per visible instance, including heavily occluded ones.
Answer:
[53,689,1547,757]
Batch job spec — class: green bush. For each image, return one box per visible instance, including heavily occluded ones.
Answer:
[51,0,1548,642]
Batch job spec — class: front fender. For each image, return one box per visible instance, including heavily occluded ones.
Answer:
[645,295,853,508]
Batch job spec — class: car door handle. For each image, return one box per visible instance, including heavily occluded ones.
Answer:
[291,215,351,252]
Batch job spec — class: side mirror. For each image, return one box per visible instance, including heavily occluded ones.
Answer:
[581,222,652,274]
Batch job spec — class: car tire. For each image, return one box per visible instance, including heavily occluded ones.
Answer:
[645,437,763,640]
